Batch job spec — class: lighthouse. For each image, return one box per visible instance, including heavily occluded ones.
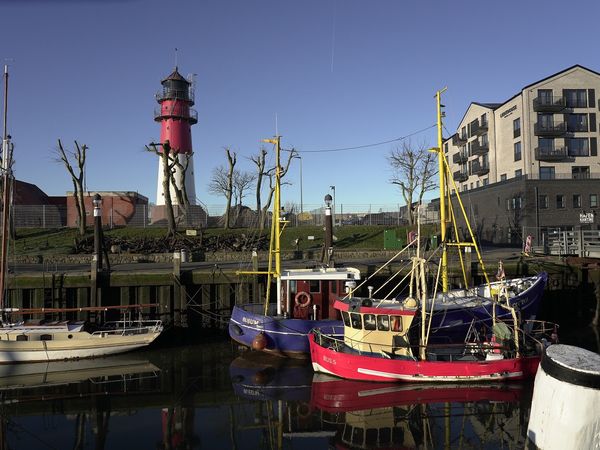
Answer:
[154,67,197,206]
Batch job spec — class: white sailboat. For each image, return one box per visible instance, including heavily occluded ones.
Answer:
[0,65,163,364]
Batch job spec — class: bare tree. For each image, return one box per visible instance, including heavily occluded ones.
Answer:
[207,148,237,229]
[146,141,177,237]
[55,140,87,236]
[388,140,437,225]
[250,147,268,215]
[232,170,256,207]
[169,151,193,226]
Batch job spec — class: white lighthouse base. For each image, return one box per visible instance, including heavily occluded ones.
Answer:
[156,153,196,206]
[527,344,600,450]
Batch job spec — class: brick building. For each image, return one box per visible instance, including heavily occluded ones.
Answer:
[66,191,148,228]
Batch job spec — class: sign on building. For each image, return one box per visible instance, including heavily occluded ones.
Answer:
[579,212,595,224]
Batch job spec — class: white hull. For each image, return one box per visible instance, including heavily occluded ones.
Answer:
[0,320,163,364]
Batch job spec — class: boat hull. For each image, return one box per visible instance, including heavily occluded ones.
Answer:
[309,333,541,383]
[0,322,162,364]
[229,305,343,357]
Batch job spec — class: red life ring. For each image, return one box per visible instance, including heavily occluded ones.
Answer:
[294,291,312,308]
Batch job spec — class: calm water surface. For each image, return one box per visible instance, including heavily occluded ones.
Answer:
[1,331,596,450]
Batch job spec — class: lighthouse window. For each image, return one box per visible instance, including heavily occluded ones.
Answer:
[350,313,362,329]
[363,314,376,331]
[377,315,390,331]
[341,311,351,327]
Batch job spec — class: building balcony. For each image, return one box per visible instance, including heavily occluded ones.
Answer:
[452,134,467,146]
[533,96,566,112]
[154,107,199,124]
[470,161,489,176]
[534,146,571,161]
[470,121,488,136]
[471,140,489,156]
[453,170,469,182]
[452,152,469,164]
[534,122,566,136]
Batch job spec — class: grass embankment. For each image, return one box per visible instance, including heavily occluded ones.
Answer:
[11,225,438,256]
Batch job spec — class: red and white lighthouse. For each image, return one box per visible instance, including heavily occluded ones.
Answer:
[154,67,197,205]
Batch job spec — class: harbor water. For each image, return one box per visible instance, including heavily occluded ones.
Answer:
[1,327,596,450]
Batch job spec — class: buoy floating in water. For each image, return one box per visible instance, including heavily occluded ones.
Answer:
[252,332,268,351]
[527,344,600,450]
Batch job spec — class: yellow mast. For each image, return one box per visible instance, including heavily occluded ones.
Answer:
[436,88,448,292]
[238,136,284,316]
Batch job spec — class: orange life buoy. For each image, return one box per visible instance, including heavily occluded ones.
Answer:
[294,291,312,308]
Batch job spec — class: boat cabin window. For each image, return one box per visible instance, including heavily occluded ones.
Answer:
[289,280,297,293]
[16,335,28,341]
[341,311,351,327]
[40,334,52,341]
[391,315,403,332]
[351,426,364,445]
[363,314,376,330]
[350,313,362,329]
[331,281,337,294]
[365,428,378,446]
[309,280,320,293]
[377,315,390,331]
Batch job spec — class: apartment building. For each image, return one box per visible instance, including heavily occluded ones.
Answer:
[443,65,600,245]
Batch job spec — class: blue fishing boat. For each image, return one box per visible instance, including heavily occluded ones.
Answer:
[228,135,361,357]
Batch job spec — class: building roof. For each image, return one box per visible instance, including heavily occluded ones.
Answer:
[13,179,52,205]
[161,67,188,84]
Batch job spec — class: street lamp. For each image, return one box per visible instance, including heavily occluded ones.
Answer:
[92,193,103,271]
[329,185,336,226]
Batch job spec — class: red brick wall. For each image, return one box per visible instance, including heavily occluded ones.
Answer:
[66,193,147,227]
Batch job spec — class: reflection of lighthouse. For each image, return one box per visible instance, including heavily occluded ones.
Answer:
[154,68,197,206]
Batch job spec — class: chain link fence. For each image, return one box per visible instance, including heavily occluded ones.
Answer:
[10,202,440,230]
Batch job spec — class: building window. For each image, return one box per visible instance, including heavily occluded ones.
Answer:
[540,167,555,180]
[500,174,507,181]
[573,194,582,208]
[462,184,467,192]
[567,113,588,132]
[514,142,522,161]
[515,169,522,178]
[572,166,590,179]
[591,194,598,208]
[481,113,488,127]
[556,195,565,209]
[564,89,587,108]
[537,113,554,130]
[444,142,448,153]
[567,138,589,156]
[538,137,555,152]
[461,126,466,139]
[513,117,521,138]
[539,195,549,209]
[538,89,553,105]
[483,178,489,186]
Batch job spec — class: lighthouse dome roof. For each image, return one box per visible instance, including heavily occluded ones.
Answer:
[161,67,189,84]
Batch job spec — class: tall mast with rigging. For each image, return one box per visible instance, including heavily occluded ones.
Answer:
[0,65,12,311]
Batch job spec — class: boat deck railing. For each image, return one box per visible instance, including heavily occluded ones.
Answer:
[94,320,163,336]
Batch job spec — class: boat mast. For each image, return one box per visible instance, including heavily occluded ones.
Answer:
[436,88,448,292]
[0,65,11,312]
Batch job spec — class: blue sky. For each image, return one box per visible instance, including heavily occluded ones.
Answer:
[1,0,599,211]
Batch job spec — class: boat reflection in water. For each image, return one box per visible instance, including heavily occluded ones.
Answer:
[311,374,532,449]
[0,342,536,449]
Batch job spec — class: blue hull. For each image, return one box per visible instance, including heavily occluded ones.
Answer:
[229,305,343,357]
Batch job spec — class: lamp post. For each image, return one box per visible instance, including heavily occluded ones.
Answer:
[329,185,336,226]
[324,194,333,265]
[93,193,103,271]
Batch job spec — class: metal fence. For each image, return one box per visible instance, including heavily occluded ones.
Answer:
[10,203,439,229]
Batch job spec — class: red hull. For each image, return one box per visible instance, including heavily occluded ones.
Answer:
[309,333,540,383]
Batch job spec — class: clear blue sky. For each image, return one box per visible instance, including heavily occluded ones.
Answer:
[2,0,599,210]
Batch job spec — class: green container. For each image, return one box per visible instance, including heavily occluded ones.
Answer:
[430,235,438,247]
[384,230,405,250]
